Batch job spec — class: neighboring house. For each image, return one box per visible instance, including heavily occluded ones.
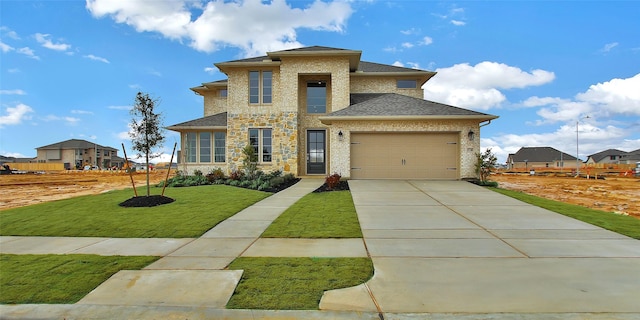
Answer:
[167,46,498,179]
[35,139,119,169]
[507,147,578,170]
[586,149,640,165]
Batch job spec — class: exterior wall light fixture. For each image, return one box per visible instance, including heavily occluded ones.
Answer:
[338,130,344,141]
[468,130,475,141]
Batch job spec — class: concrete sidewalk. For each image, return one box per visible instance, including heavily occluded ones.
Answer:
[320,180,640,314]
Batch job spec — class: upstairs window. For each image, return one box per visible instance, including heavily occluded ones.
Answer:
[219,89,228,98]
[397,79,417,89]
[307,81,327,114]
[249,71,272,104]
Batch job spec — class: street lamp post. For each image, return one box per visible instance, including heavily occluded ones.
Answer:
[576,116,590,177]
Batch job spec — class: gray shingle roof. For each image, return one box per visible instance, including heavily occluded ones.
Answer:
[510,147,577,162]
[357,61,431,73]
[166,112,227,130]
[37,139,116,151]
[324,93,497,118]
[587,149,629,162]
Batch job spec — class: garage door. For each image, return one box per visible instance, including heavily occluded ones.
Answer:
[350,132,459,179]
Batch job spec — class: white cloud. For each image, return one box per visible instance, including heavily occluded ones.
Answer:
[1,26,20,40]
[406,62,421,69]
[451,20,466,26]
[576,73,640,115]
[525,73,640,124]
[128,84,141,90]
[8,68,20,73]
[108,105,132,110]
[0,103,34,127]
[84,54,110,63]
[400,28,420,35]
[34,33,71,51]
[601,42,618,53]
[392,61,404,67]
[0,41,14,52]
[401,42,414,49]
[420,36,433,46]
[423,61,555,110]
[149,69,162,77]
[204,67,217,74]
[0,89,26,95]
[86,0,353,56]
[42,115,81,125]
[17,47,40,60]
[71,109,94,115]
[0,151,28,158]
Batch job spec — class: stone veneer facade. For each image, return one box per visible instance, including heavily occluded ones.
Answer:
[174,47,495,179]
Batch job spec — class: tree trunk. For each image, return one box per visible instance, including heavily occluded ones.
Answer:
[146,152,150,196]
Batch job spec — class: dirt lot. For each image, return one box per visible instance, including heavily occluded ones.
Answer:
[0,170,172,211]
[492,173,640,219]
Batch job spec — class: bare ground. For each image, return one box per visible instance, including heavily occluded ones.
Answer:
[0,170,171,211]
[491,173,640,219]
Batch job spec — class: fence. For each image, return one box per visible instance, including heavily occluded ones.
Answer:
[5,163,65,171]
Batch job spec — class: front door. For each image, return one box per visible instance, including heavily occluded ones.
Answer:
[307,130,326,174]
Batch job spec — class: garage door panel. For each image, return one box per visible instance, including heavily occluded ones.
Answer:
[351,133,459,180]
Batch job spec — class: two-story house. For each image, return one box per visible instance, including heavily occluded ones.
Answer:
[35,139,119,170]
[168,46,498,179]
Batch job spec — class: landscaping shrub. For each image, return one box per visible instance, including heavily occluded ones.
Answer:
[206,167,225,183]
[325,173,341,190]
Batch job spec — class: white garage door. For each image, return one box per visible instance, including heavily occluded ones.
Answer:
[350,132,459,179]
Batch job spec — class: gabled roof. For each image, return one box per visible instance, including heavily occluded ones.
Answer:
[319,93,497,124]
[166,112,227,130]
[509,147,577,163]
[586,149,630,162]
[37,139,116,151]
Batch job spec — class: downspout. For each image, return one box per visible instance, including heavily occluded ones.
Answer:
[480,119,492,128]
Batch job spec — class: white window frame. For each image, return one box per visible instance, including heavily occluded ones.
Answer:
[248,128,272,163]
[249,70,272,104]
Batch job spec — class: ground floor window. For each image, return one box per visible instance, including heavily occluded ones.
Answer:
[249,128,272,162]
[184,131,226,164]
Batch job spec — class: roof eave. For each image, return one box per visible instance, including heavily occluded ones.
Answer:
[166,126,227,131]
[214,61,281,72]
[351,71,436,85]
[319,114,499,125]
[269,49,362,70]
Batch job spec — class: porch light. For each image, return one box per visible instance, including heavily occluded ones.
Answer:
[338,130,344,141]
[468,130,475,141]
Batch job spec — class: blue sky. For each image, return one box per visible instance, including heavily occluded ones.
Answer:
[1,0,639,163]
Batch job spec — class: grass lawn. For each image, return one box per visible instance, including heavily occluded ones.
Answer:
[0,254,158,304]
[226,257,373,310]
[490,187,640,239]
[261,190,362,238]
[0,185,270,238]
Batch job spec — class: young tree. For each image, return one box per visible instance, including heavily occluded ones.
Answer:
[130,92,165,196]
[475,148,498,184]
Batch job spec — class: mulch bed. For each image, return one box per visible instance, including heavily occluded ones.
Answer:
[313,181,350,193]
[119,195,175,207]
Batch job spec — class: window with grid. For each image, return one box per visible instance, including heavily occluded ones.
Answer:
[214,132,225,163]
[185,132,196,163]
[199,132,211,163]
[249,71,272,104]
[249,128,272,162]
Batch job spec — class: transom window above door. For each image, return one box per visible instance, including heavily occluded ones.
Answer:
[307,81,326,114]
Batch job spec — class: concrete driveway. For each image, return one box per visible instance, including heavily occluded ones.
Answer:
[320,180,640,313]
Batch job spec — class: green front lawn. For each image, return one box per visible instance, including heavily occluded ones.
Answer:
[0,254,158,304]
[490,187,640,239]
[228,189,372,309]
[261,190,362,238]
[227,257,373,310]
[0,186,270,238]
